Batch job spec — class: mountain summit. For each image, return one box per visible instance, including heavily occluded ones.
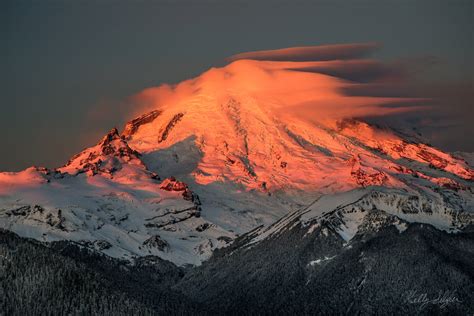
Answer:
[0,46,473,265]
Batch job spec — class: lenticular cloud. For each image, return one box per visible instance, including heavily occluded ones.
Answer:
[227,43,380,62]
[131,43,426,125]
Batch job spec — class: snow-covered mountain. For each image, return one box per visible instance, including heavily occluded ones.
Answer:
[0,128,232,265]
[1,47,473,266]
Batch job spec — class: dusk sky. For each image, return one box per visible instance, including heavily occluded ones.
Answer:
[2,0,473,171]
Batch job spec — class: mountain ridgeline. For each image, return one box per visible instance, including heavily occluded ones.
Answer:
[1,218,473,315]
[0,45,473,314]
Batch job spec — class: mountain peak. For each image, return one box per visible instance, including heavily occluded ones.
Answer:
[58,127,143,176]
[99,127,121,145]
[1,45,473,268]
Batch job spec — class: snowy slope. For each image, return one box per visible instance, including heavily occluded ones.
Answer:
[0,129,233,266]
[0,47,473,266]
[243,187,473,248]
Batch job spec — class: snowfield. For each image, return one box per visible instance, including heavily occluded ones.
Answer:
[1,56,473,266]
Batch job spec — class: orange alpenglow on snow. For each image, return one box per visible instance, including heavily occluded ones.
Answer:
[0,44,473,267]
[119,44,472,192]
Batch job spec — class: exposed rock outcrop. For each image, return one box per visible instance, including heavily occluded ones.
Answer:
[143,235,170,252]
[122,110,162,138]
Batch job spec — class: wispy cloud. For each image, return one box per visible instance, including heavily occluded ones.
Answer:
[228,43,379,62]
[128,43,472,152]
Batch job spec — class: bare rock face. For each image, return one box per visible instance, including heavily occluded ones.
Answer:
[96,128,142,161]
[351,169,388,187]
[32,166,64,179]
[144,206,200,229]
[7,205,33,217]
[81,239,112,251]
[196,223,212,232]
[122,110,162,139]
[58,127,144,176]
[159,177,202,207]
[143,235,170,252]
[45,209,66,230]
[160,177,188,191]
[158,113,184,143]
[349,155,388,187]
[5,205,67,231]
[143,177,203,229]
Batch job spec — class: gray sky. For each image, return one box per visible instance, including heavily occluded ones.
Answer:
[1,0,473,171]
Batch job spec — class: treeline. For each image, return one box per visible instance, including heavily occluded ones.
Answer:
[1,220,473,315]
[0,229,200,315]
[176,221,474,315]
